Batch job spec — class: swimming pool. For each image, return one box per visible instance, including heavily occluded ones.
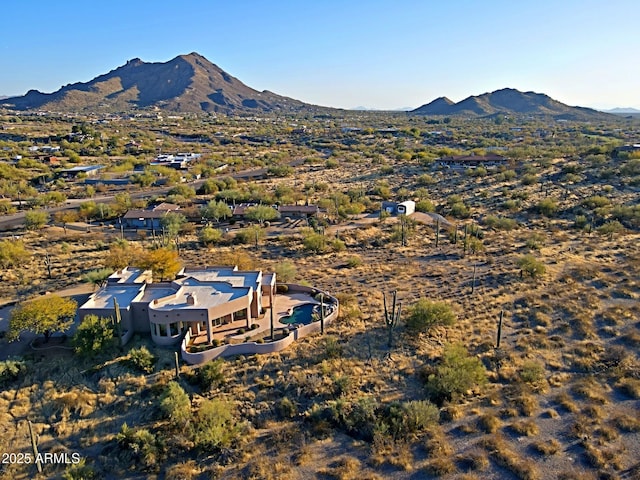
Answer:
[279,303,317,325]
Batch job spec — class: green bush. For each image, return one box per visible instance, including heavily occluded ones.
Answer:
[424,343,487,404]
[116,423,162,470]
[160,381,192,429]
[127,346,156,373]
[192,399,238,451]
[519,361,545,384]
[346,256,363,268]
[303,232,328,253]
[197,359,225,390]
[73,315,117,356]
[517,255,546,278]
[0,358,27,386]
[406,299,456,332]
[537,198,559,217]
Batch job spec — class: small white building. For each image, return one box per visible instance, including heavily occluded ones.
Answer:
[381,200,416,216]
[397,200,415,216]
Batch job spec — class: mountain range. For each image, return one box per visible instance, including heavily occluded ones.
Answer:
[411,88,612,120]
[2,53,312,114]
[0,53,620,119]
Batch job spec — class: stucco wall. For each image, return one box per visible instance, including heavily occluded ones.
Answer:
[180,283,339,365]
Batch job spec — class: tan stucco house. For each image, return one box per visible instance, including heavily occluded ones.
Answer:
[78,266,276,346]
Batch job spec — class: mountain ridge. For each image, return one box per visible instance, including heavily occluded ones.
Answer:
[3,53,315,114]
[411,88,612,120]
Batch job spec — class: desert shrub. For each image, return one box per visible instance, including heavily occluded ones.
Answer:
[406,299,456,332]
[276,284,289,293]
[274,261,297,283]
[416,199,436,212]
[521,174,538,185]
[519,361,545,384]
[331,238,346,252]
[478,414,501,433]
[116,423,163,470]
[0,358,27,386]
[277,397,298,419]
[73,314,117,356]
[597,220,625,239]
[425,457,457,476]
[484,215,517,231]
[127,346,156,373]
[614,378,640,399]
[324,336,343,359]
[424,343,487,404]
[159,381,191,429]
[381,400,439,439]
[574,214,589,229]
[582,195,610,209]
[536,198,558,217]
[510,420,539,436]
[517,255,545,278]
[531,438,561,456]
[450,202,470,219]
[525,233,545,250]
[303,232,328,253]
[611,414,640,432]
[0,239,31,268]
[192,399,238,451]
[199,226,223,246]
[164,461,200,480]
[345,255,362,268]
[62,459,98,480]
[197,359,225,390]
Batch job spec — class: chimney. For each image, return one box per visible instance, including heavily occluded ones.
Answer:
[186,293,196,305]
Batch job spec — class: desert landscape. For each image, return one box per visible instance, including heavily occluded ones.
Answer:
[0,52,639,480]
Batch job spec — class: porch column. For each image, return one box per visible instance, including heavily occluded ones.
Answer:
[206,318,212,344]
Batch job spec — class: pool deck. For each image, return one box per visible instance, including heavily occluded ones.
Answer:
[188,292,319,346]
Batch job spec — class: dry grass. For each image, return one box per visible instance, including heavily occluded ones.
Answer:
[530,438,561,456]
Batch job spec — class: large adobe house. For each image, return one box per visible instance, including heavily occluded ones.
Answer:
[77,266,276,346]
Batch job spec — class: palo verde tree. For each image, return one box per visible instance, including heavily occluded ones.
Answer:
[244,204,280,225]
[9,295,77,342]
[136,247,182,282]
[200,200,232,224]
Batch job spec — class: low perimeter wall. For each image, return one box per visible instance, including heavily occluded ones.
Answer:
[181,284,339,365]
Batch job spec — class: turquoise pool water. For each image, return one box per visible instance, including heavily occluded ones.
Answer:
[280,303,317,325]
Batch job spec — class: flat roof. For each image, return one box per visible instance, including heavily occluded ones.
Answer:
[181,268,261,289]
[152,280,250,310]
[82,285,144,309]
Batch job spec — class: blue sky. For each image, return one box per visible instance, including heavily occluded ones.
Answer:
[1,0,638,110]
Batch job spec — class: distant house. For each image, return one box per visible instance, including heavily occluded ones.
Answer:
[277,204,322,218]
[59,165,104,179]
[437,154,507,169]
[382,200,416,216]
[121,203,181,230]
[612,144,640,158]
[77,265,277,346]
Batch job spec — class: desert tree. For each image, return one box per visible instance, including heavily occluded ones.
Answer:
[9,295,77,342]
[244,204,280,225]
[24,210,49,230]
[200,200,232,224]
[83,268,114,289]
[137,247,182,282]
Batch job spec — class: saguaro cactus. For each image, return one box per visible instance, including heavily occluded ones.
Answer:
[384,290,402,348]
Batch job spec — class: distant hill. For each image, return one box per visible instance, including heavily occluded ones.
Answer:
[3,53,317,114]
[411,88,613,120]
[604,107,640,114]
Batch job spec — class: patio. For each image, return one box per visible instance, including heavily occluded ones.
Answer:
[187,292,319,349]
